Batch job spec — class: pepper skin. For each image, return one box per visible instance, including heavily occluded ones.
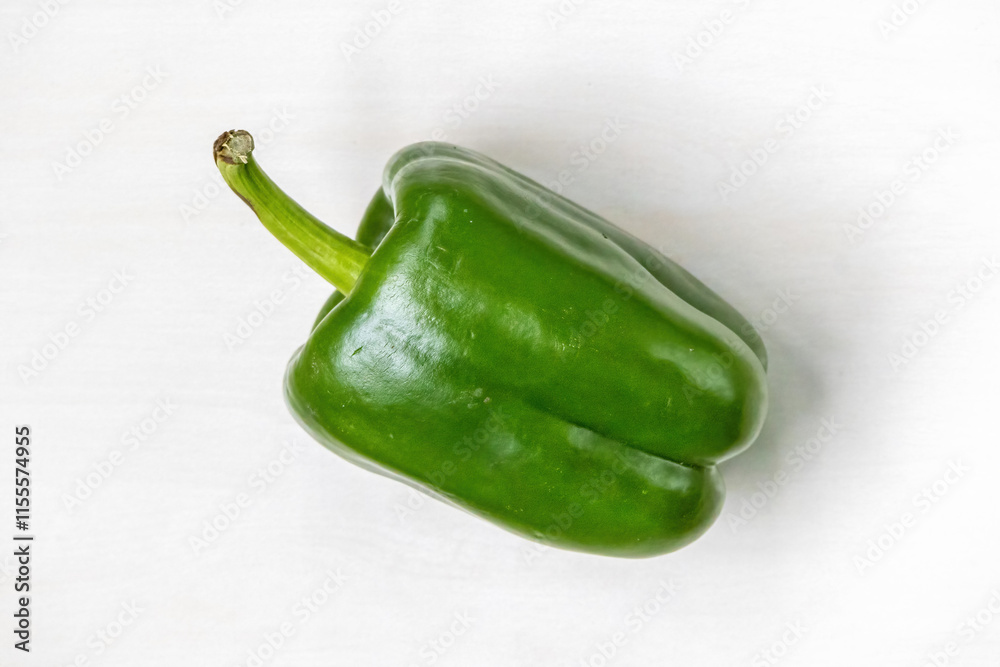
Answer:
[214,130,768,558]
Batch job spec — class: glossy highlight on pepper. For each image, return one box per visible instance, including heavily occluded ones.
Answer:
[214,129,769,557]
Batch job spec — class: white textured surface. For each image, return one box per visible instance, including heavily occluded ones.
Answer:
[3,1,1000,665]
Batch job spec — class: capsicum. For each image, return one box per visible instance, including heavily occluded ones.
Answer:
[214,129,768,557]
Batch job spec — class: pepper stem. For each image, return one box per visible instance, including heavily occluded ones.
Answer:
[213,130,371,294]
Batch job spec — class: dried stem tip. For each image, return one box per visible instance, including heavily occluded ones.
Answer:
[214,129,255,165]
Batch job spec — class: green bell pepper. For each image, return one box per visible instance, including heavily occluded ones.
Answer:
[213,129,768,558]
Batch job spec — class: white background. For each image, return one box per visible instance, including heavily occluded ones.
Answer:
[3,1,1000,665]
